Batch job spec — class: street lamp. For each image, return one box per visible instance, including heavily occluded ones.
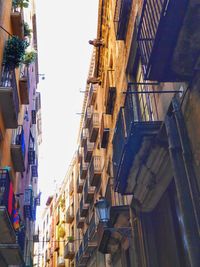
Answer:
[95,197,110,227]
[94,197,132,240]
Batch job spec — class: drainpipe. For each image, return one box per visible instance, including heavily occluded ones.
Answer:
[165,115,200,267]
[172,97,200,234]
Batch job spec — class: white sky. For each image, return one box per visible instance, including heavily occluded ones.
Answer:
[35,0,99,214]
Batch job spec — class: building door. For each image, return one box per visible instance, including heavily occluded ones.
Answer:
[141,181,190,267]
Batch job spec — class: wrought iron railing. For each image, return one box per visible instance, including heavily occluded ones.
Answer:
[114,0,132,40]
[112,108,126,179]
[0,169,14,219]
[12,125,26,157]
[137,0,168,77]
[0,66,19,117]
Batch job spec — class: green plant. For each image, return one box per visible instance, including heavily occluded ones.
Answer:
[23,50,37,65]
[3,36,29,68]
[12,0,29,9]
[24,22,32,37]
[67,236,74,242]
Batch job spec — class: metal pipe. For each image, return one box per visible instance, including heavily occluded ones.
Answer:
[165,115,200,267]
[172,97,200,234]
[123,90,182,94]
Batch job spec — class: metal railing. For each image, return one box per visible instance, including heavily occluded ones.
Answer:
[1,66,19,117]
[114,0,132,40]
[12,125,26,158]
[112,108,126,179]
[137,0,168,76]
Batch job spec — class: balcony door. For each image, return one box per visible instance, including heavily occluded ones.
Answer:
[141,181,190,267]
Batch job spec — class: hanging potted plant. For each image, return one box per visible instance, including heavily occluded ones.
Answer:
[3,36,29,68]
[23,50,37,65]
[12,0,29,10]
[24,22,32,38]
[67,236,74,243]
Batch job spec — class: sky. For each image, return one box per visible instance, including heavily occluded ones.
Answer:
[35,0,99,214]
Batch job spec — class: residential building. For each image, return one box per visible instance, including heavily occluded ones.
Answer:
[0,0,41,266]
[40,0,200,266]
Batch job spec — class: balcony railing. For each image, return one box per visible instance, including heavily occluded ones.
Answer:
[76,242,89,266]
[64,242,75,260]
[11,125,25,172]
[28,148,35,165]
[100,114,111,149]
[106,87,116,115]
[83,227,97,254]
[83,139,94,162]
[77,147,83,163]
[19,66,29,104]
[80,195,89,218]
[113,84,162,194]
[0,66,19,128]
[80,160,88,180]
[88,113,100,143]
[84,106,93,128]
[137,0,194,81]
[114,0,132,40]
[0,168,25,264]
[66,206,74,224]
[69,179,74,195]
[77,174,84,193]
[88,84,98,105]
[84,179,95,204]
[11,6,24,39]
[80,128,89,147]
[76,209,84,229]
[112,107,126,182]
[89,155,101,186]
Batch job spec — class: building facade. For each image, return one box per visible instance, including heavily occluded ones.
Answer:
[40,0,200,267]
[0,1,41,266]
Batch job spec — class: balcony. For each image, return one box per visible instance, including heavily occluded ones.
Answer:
[83,228,97,254]
[89,155,101,186]
[80,160,88,180]
[24,188,37,221]
[84,179,95,204]
[54,240,59,251]
[114,0,132,40]
[77,174,84,193]
[80,195,89,218]
[11,7,24,39]
[11,125,25,172]
[77,147,83,163]
[113,85,162,200]
[84,106,93,128]
[64,242,75,260]
[69,179,74,195]
[80,128,89,147]
[19,66,29,104]
[0,169,24,266]
[76,242,89,267]
[76,209,84,229]
[88,113,100,143]
[32,110,36,124]
[100,114,111,149]
[98,205,130,254]
[83,216,97,254]
[137,0,200,81]
[28,148,35,165]
[66,206,74,224]
[106,87,116,115]
[57,256,65,267]
[88,84,98,105]
[83,139,94,162]
[0,67,19,128]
